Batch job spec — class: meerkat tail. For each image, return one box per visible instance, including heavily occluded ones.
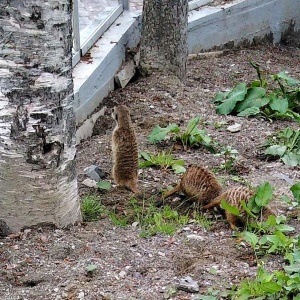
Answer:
[202,192,227,209]
[163,184,181,199]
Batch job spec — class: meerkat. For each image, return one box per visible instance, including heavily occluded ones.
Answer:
[111,104,139,194]
[163,165,223,204]
[202,186,274,230]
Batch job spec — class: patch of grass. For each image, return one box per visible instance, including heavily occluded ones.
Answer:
[128,197,189,238]
[81,195,106,222]
[191,211,213,230]
[139,150,186,174]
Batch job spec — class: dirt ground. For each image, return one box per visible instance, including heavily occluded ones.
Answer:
[1,44,300,300]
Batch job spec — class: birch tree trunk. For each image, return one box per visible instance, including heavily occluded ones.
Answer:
[0,0,81,233]
[140,0,188,80]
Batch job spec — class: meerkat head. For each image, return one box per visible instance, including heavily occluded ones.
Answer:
[112,105,131,125]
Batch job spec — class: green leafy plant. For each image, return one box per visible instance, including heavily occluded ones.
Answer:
[148,116,214,151]
[259,127,300,166]
[213,62,300,122]
[139,150,186,174]
[215,146,239,172]
[81,195,106,222]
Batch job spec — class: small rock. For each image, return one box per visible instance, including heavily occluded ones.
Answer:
[119,270,127,278]
[0,219,12,238]
[82,178,97,188]
[84,165,104,182]
[132,271,142,279]
[177,276,199,293]
[227,123,241,132]
[158,251,165,257]
[132,221,139,227]
[186,234,205,241]
[78,291,84,299]
[53,287,59,292]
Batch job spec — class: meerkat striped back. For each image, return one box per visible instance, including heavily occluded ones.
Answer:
[203,186,274,230]
[163,165,223,204]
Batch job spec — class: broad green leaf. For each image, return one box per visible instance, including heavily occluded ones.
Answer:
[275,71,300,86]
[254,182,273,207]
[186,116,200,135]
[213,91,229,103]
[216,83,247,115]
[260,281,282,293]
[276,224,295,232]
[243,231,258,248]
[269,95,289,113]
[251,80,262,87]
[172,164,186,174]
[148,124,179,144]
[235,87,267,112]
[292,250,300,262]
[281,152,299,167]
[291,182,300,202]
[237,107,261,117]
[241,200,256,218]
[139,160,154,168]
[284,263,300,273]
[96,180,112,190]
[220,199,240,216]
[173,159,185,166]
[265,145,287,157]
[279,127,295,139]
[140,151,152,161]
[293,294,300,300]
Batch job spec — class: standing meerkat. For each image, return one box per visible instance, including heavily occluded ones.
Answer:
[202,186,274,230]
[163,165,223,204]
[111,104,139,194]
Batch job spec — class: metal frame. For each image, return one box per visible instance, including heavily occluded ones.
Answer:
[72,0,129,66]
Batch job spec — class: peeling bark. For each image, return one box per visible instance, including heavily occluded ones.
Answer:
[140,0,188,80]
[0,0,81,232]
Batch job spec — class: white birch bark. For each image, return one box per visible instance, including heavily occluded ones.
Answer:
[0,0,81,232]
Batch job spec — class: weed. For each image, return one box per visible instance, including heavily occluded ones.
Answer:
[215,146,239,173]
[108,210,129,227]
[139,150,186,173]
[148,116,214,151]
[81,195,106,222]
[213,62,300,123]
[191,211,213,230]
[259,127,300,166]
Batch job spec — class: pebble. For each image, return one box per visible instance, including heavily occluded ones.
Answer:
[82,178,97,188]
[119,270,126,278]
[186,234,205,241]
[78,291,84,299]
[177,276,199,293]
[227,123,241,132]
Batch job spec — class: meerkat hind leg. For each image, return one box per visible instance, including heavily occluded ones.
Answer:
[162,184,181,199]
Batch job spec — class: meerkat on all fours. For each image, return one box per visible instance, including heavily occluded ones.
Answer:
[202,186,275,230]
[111,104,139,194]
[163,165,223,205]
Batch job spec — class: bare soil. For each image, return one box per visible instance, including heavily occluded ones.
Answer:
[1,44,300,300]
